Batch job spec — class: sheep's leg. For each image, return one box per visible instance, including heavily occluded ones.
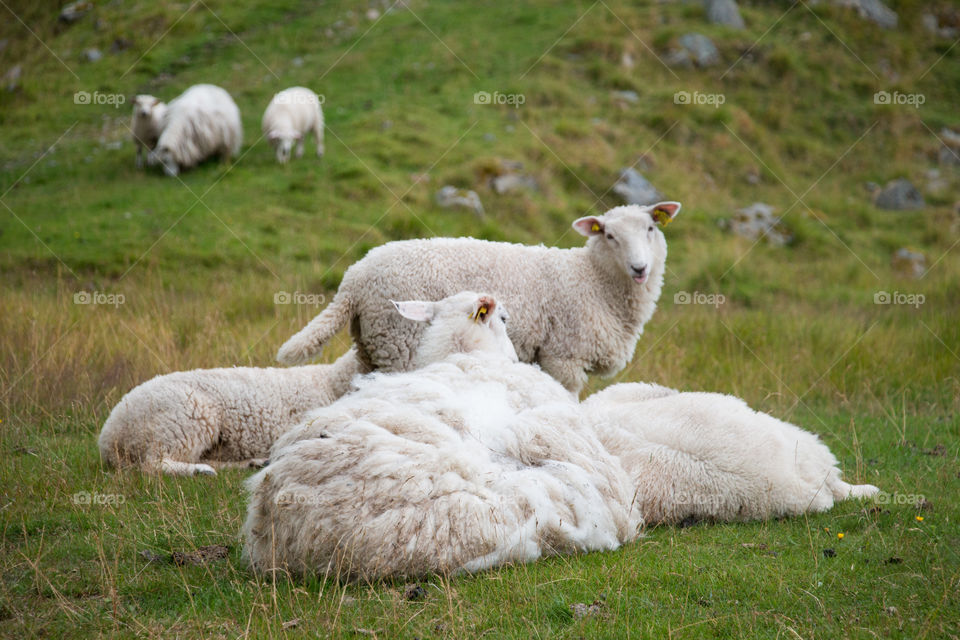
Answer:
[136,145,143,169]
[314,121,325,158]
[203,458,270,471]
[830,479,880,500]
[160,458,217,476]
[295,138,305,159]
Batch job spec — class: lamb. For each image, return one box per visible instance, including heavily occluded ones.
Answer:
[98,348,363,476]
[130,94,167,169]
[151,84,242,177]
[261,87,324,164]
[276,202,682,395]
[583,382,880,524]
[244,292,641,580]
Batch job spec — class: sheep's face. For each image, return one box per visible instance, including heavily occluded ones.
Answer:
[392,291,519,364]
[268,130,299,164]
[154,145,179,177]
[573,202,680,285]
[133,95,161,120]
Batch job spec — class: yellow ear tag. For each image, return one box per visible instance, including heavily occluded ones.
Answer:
[591,222,600,232]
[653,207,673,226]
[473,305,489,322]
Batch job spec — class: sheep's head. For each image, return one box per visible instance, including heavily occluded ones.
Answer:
[267,129,300,164]
[153,145,179,177]
[573,202,681,286]
[391,291,518,367]
[133,95,162,120]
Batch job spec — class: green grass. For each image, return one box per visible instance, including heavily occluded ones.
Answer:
[2,0,959,636]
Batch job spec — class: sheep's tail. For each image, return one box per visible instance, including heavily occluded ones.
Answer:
[276,295,353,364]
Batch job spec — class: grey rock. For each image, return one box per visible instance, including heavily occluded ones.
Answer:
[921,12,958,38]
[59,0,93,24]
[612,167,664,206]
[436,186,484,217]
[3,64,21,92]
[668,33,720,68]
[891,248,925,279]
[84,48,102,63]
[483,132,496,142]
[492,173,537,195]
[291,56,304,67]
[729,202,792,246]
[938,128,960,166]
[705,0,745,29]
[611,90,639,104]
[874,179,925,210]
[833,0,897,29]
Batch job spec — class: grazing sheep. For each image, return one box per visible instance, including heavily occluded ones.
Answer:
[98,349,363,477]
[262,87,324,164]
[583,383,880,524]
[244,292,642,580]
[130,94,167,169]
[276,202,682,395]
[151,84,242,177]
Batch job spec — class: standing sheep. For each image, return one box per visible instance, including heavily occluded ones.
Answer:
[98,349,363,476]
[130,94,167,169]
[245,292,641,580]
[151,84,242,177]
[262,87,324,164]
[583,383,880,524]
[276,202,681,395]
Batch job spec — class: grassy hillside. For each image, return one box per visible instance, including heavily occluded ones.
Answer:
[1,0,958,637]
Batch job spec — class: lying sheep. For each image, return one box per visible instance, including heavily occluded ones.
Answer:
[583,383,880,524]
[244,292,642,580]
[151,84,242,177]
[131,94,167,169]
[277,202,682,395]
[98,349,363,476]
[262,87,324,164]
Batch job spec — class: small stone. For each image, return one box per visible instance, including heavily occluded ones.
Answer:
[672,33,720,68]
[833,0,898,29]
[621,51,635,70]
[570,600,604,619]
[59,1,93,24]
[483,132,496,142]
[885,606,898,616]
[3,64,22,92]
[705,0,745,29]
[874,179,925,210]
[435,186,484,217]
[402,583,426,600]
[728,202,793,246]
[612,89,639,104]
[938,128,960,166]
[366,8,381,20]
[823,548,836,558]
[612,167,664,206]
[291,56,304,67]
[491,173,537,195]
[84,48,103,63]
[891,248,925,279]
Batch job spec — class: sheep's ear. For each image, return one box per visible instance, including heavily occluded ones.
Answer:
[573,216,604,237]
[651,201,681,226]
[472,295,496,324]
[391,300,435,323]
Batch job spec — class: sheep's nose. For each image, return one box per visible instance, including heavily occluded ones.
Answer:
[631,264,647,278]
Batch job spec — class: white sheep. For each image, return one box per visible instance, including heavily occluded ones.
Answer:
[151,84,242,177]
[583,383,881,524]
[130,94,167,169]
[261,87,324,164]
[244,292,642,580]
[276,202,682,395]
[98,349,363,476]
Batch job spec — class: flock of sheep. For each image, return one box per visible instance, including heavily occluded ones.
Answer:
[98,201,880,580]
[131,84,324,176]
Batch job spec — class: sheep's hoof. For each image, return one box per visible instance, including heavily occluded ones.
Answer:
[249,458,269,469]
[194,464,217,476]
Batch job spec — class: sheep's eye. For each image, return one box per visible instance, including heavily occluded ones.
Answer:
[648,225,654,232]
[606,233,614,240]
